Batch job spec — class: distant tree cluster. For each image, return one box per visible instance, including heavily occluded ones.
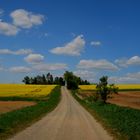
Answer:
[64,71,90,90]
[22,71,90,88]
[22,73,65,86]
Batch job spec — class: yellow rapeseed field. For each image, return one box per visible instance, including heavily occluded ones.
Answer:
[79,84,140,90]
[79,85,96,90]
[115,84,140,90]
[0,84,57,97]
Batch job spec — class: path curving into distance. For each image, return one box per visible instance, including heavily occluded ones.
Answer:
[10,86,112,140]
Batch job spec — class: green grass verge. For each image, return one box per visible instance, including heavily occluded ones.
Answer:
[72,90,140,140]
[0,86,61,140]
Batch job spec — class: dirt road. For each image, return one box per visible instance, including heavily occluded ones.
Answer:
[10,87,112,140]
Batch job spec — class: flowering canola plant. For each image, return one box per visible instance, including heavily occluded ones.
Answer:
[79,85,96,90]
[0,84,57,97]
[115,84,140,90]
[79,84,140,90]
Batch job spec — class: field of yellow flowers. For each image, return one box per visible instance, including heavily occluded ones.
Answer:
[0,85,60,139]
[79,84,140,90]
[0,84,56,98]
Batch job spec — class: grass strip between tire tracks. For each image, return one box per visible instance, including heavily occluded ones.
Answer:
[0,86,61,140]
[71,90,140,140]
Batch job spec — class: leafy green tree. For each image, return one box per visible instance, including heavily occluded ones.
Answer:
[58,77,65,86]
[76,77,90,85]
[54,77,65,85]
[96,76,118,103]
[42,74,47,84]
[32,77,37,84]
[46,73,53,84]
[22,76,30,84]
[64,71,79,89]
[54,77,59,84]
[50,74,53,84]
[30,77,34,84]
[36,75,44,84]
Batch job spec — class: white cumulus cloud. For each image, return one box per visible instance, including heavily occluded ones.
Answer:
[127,56,140,65]
[77,59,119,71]
[9,66,31,73]
[74,70,96,81]
[115,58,128,67]
[50,35,85,56]
[32,63,68,72]
[127,72,140,79]
[115,56,140,67]
[0,49,33,55]
[109,72,140,83]
[24,54,44,64]
[10,9,44,29]
[0,21,19,35]
[90,41,101,46]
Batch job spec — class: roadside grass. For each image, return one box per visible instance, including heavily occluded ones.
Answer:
[72,90,140,140]
[0,86,61,140]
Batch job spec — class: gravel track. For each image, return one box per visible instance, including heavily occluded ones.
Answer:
[10,86,112,140]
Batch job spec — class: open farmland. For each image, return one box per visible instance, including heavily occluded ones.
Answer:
[0,85,60,139]
[116,84,140,91]
[0,84,57,114]
[79,85,96,90]
[0,101,36,114]
[79,84,140,110]
[0,84,56,98]
[79,84,140,91]
[108,91,140,110]
[75,85,140,139]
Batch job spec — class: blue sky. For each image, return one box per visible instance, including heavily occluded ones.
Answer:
[0,0,140,83]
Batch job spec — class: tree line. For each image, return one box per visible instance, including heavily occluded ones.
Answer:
[22,71,90,86]
[22,73,65,86]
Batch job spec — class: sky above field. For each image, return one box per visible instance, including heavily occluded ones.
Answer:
[0,0,140,83]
